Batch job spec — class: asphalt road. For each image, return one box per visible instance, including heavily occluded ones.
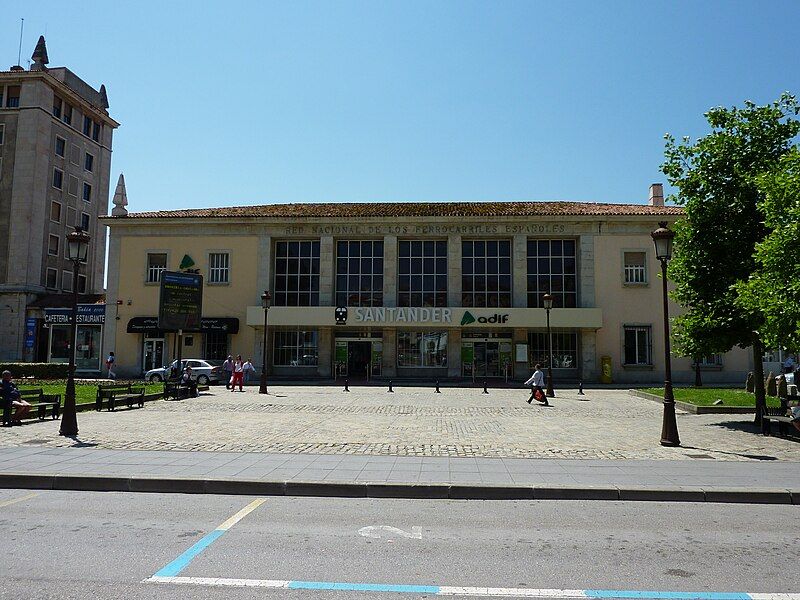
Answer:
[1,488,798,599]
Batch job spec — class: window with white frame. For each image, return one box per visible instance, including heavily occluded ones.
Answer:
[84,152,94,172]
[397,331,448,367]
[624,325,652,365]
[52,168,63,190]
[695,354,723,367]
[82,182,92,202]
[46,268,57,289]
[146,253,167,283]
[80,213,90,232]
[50,201,61,223]
[208,252,230,283]
[62,270,73,292]
[67,175,79,197]
[273,330,319,366]
[624,251,647,284]
[48,234,59,256]
[55,136,66,157]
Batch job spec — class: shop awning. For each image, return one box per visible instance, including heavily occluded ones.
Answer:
[126,317,239,334]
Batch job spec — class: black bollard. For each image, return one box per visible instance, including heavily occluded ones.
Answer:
[578,381,585,395]
[388,380,394,393]
[435,379,441,394]
[344,378,350,392]
[482,380,489,394]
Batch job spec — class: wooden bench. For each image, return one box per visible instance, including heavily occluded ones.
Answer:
[164,379,197,400]
[762,396,798,437]
[95,383,145,411]
[2,388,61,425]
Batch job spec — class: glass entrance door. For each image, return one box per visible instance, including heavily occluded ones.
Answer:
[347,341,372,377]
[143,338,166,372]
[472,342,502,377]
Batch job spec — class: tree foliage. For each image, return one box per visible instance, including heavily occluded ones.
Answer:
[736,148,800,349]
[661,94,800,358]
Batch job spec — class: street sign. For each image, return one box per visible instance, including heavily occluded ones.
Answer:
[158,271,203,332]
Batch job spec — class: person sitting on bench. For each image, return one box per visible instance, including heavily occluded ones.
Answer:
[180,366,198,398]
[2,370,31,424]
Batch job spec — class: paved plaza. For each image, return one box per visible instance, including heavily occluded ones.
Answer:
[1,384,798,461]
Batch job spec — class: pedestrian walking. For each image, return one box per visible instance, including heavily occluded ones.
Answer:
[524,364,549,406]
[222,355,234,389]
[230,355,245,392]
[105,351,116,379]
[243,358,255,384]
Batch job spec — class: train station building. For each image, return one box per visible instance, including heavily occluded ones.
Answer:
[101,185,752,384]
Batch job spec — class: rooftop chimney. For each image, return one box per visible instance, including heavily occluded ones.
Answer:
[649,183,664,207]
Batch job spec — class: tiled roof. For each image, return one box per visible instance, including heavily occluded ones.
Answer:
[27,293,105,308]
[115,201,684,220]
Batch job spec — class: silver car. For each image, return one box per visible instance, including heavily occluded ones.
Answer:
[145,359,224,385]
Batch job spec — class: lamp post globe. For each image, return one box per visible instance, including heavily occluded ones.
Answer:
[259,291,271,394]
[651,221,680,447]
[60,227,90,437]
[542,293,555,398]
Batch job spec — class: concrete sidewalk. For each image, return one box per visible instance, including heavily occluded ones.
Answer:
[1,446,798,504]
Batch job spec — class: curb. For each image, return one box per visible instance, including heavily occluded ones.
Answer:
[628,390,757,414]
[1,472,797,504]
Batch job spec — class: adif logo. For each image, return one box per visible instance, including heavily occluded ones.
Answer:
[461,311,509,326]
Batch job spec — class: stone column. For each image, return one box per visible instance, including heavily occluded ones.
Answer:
[512,234,528,308]
[447,235,461,306]
[383,235,397,307]
[256,234,272,302]
[317,327,332,377]
[581,329,597,382]
[382,328,397,378]
[579,234,595,307]
[447,328,462,378]
[319,235,334,306]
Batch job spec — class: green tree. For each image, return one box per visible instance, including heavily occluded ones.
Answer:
[661,93,800,423]
[737,148,800,350]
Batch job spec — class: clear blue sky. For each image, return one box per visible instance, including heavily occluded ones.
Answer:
[4,1,799,212]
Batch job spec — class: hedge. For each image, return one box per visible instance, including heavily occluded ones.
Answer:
[0,362,70,379]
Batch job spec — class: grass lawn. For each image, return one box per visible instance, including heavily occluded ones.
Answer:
[641,387,783,407]
[19,383,164,406]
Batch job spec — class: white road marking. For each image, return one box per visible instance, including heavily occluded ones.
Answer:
[0,492,38,508]
[359,525,423,539]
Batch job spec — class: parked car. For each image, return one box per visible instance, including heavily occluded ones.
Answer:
[145,359,224,385]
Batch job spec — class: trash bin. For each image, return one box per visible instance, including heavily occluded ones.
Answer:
[600,355,613,384]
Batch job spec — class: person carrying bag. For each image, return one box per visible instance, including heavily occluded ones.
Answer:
[524,364,549,406]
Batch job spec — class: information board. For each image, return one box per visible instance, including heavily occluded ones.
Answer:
[158,271,203,332]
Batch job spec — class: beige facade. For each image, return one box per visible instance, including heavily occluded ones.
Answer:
[0,37,119,363]
[102,194,752,384]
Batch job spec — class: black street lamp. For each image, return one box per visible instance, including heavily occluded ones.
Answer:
[652,221,680,447]
[259,291,271,394]
[59,226,90,437]
[542,292,555,398]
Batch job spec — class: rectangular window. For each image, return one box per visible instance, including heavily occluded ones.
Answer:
[83,116,92,136]
[624,251,647,284]
[48,234,59,256]
[81,212,90,232]
[53,97,62,118]
[273,240,321,306]
[69,144,80,166]
[624,326,652,365]
[46,268,57,289]
[50,201,61,223]
[204,332,229,361]
[208,252,230,284]
[528,332,578,369]
[55,136,66,157]
[77,275,87,294]
[526,239,577,308]
[84,152,94,172]
[92,121,101,142]
[335,240,384,307]
[273,330,319,366]
[6,86,20,108]
[462,239,512,308]
[0,123,4,145]
[62,270,73,292]
[398,240,447,307]
[63,104,72,125]
[52,168,63,190]
[82,182,92,202]
[68,175,79,196]
[695,354,723,367]
[397,331,448,367]
[66,207,77,228]
[146,253,167,283]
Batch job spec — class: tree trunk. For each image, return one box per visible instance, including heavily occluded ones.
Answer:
[694,357,702,387]
[753,338,766,427]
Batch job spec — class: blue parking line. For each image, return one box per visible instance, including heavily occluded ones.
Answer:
[154,530,225,577]
[288,580,441,594]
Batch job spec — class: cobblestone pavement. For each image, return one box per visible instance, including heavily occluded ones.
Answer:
[1,385,798,461]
